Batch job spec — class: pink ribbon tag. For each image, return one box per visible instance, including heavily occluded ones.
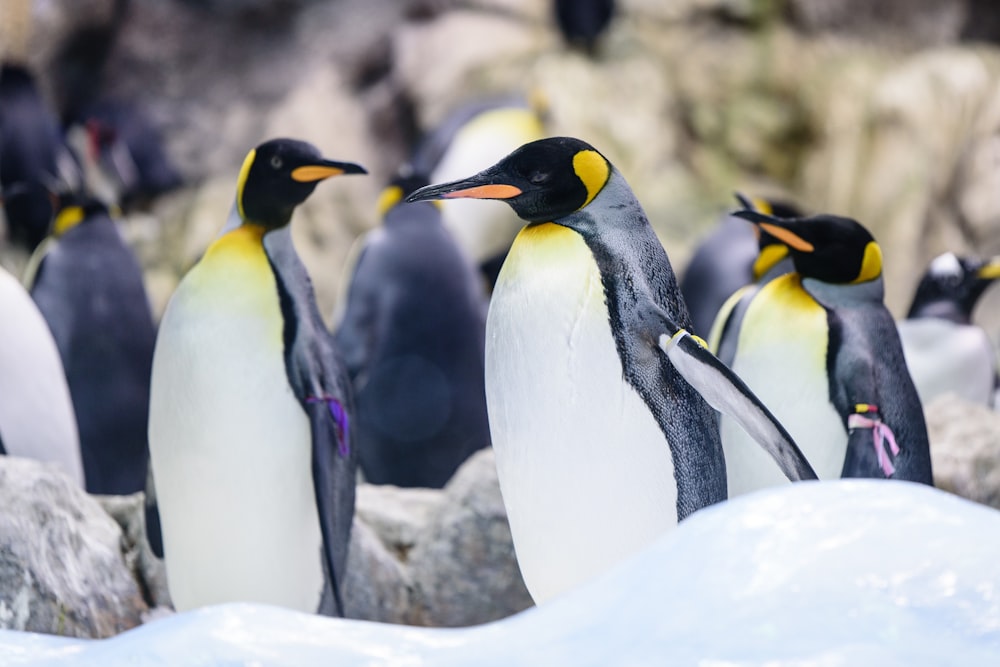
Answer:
[847,413,900,477]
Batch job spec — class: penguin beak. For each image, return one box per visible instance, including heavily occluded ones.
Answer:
[291,159,367,183]
[977,257,1000,280]
[732,210,815,253]
[406,174,522,203]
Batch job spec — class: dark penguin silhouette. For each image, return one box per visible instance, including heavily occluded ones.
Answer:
[27,192,156,495]
[71,100,183,208]
[334,172,491,488]
[554,0,615,54]
[0,63,77,249]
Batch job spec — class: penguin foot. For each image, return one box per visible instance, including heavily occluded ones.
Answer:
[847,405,899,477]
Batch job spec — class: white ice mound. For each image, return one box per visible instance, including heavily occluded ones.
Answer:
[2,480,998,666]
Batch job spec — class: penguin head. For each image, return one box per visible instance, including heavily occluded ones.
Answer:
[734,193,804,281]
[733,210,882,285]
[236,138,367,229]
[405,136,611,223]
[376,170,432,218]
[906,252,1000,322]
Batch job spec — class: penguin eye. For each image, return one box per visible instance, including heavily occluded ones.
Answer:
[529,171,550,185]
[270,156,283,170]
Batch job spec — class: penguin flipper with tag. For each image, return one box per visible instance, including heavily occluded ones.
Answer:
[263,227,357,617]
[639,303,817,483]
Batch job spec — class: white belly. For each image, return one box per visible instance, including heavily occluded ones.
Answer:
[487,224,677,604]
[722,276,845,496]
[148,243,323,613]
[897,319,996,407]
[0,268,83,486]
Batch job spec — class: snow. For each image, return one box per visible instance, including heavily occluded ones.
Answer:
[1,480,998,666]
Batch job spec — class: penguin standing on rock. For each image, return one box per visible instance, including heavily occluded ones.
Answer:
[334,172,490,488]
[26,191,156,496]
[718,210,933,497]
[406,137,815,604]
[148,139,365,616]
[897,252,1000,407]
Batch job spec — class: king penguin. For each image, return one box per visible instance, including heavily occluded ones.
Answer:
[0,63,79,250]
[897,252,1000,407]
[148,138,365,616]
[718,209,933,498]
[0,262,84,486]
[26,191,156,495]
[406,137,815,604]
[333,172,490,488]
[682,195,801,340]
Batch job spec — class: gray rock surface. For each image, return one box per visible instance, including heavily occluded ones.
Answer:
[0,457,147,638]
[407,449,534,627]
[926,394,1000,510]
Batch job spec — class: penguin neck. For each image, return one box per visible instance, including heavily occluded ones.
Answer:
[556,168,690,326]
[801,274,884,309]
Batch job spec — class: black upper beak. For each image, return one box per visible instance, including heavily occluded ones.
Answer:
[406,172,522,203]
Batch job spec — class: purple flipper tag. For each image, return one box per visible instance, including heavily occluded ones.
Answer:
[307,396,351,458]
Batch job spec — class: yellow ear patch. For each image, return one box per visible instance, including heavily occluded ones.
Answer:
[572,150,609,209]
[977,259,1000,280]
[752,244,789,281]
[235,148,256,221]
[52,206,85,237]
[750,197,773,215]
[376,185,403,217]
[851,242,883,284]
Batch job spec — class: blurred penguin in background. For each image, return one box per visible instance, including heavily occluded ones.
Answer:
[410,94,547,290]
[334,170,490,488]
[0,192,83,484]
[25,184,156,496]
[67,101,183,210]
[682,194,800,340]
[554,0,616,55]
[0,63,80,250]
[898,253,1000,408]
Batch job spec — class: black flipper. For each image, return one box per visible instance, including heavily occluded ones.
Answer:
[638,302,817,482]
[0,427,6,455]
[144,462,164,559]
[264,227,357,618]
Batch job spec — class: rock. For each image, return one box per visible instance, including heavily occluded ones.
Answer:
[0,457,147,638]
[787,0,966,46]
[355,485,444,560]
[926,394,1000,510]
[407,449,534,626]
[341,519,414,624]
[96,493,172,610]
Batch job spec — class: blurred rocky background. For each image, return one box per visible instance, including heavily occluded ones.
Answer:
[3,0,1000,640]
[4,0,1000,325]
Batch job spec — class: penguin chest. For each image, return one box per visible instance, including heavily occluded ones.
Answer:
[897,319,996,406]
[487,223,677,604]
[722,275,845,496]
[148,226,322,612]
